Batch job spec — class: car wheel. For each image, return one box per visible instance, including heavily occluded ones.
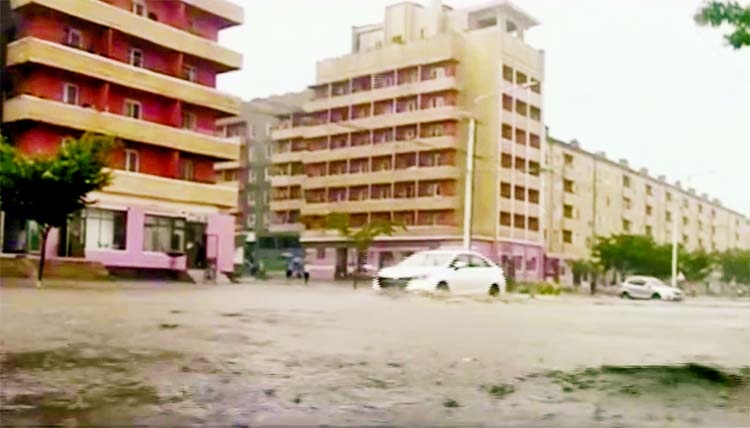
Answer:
[620,292,631,299]
[651,293,661,300]
[436,281,450,293]
[489,283,500,297]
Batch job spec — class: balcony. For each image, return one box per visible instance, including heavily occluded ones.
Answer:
[214,160,239,171]
[3,95,239,160]
[268,223,305,233]
[305,76,461,111]
[106,170,237,208]
[316,33,463,83]
[271,125,306,141]
[269,199,304,211]
[7,38,241,115]
[271,150,304,164]
[182,0,244,26]
[301,225,460,242]
[11,0,242,70]
[304,165,461,189]
[301,105,463,139]
[305,135,458,163]
[270,174,305,187]
[301,195,459,216]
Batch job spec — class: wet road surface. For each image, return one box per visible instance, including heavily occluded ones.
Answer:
[1,283,749,426]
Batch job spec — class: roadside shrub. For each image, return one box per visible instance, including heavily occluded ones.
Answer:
[513,282,560,295]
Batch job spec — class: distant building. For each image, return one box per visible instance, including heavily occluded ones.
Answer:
[216,92,311,269]
[545,136,750,282]
[270,0,546,280]
[0,0,243,275]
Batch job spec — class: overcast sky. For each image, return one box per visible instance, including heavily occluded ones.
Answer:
[218,0,750,215]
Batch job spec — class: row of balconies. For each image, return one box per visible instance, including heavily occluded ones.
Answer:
[7,37,240,115]
[3,95,239,160]
[12,0,242,69]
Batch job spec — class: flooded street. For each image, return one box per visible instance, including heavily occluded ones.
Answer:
[2,283,749,426]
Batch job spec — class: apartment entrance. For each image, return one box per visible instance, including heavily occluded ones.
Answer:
[58,212,85,258]
[185,222,206,269]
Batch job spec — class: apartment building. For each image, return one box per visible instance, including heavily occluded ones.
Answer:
[270,0,546,280]
[0,0,243,274]
[215,92,311,267]
[545,137,750,279]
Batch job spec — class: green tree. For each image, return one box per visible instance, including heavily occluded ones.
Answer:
[0,133,117,286]
[695,1,750,49]
[592,234,672,281]
[717,249,750,284]
[323,212,406,289]
[679,249,715,282]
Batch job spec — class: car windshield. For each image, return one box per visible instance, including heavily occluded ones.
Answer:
[398,252,455,267]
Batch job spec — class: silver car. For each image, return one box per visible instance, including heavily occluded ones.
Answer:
[619,276,684,301]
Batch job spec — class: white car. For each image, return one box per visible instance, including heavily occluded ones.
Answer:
[373,250,506,296]
[619,276,684,301]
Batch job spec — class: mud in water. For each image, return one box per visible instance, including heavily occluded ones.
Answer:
[1,283,749,426]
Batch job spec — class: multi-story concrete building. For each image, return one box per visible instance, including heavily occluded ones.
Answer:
[545,136,750,279]
[270,0,546,280]
[215,92,310,269]
[0,0,243,275]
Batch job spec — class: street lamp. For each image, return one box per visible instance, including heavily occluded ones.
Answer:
[671,170,715,287]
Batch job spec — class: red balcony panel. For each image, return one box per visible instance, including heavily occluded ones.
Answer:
[16,66,103,108]
[108,85,178,126]
[17,8,108,53]
[12,125,70,156]
[110,32,178,76]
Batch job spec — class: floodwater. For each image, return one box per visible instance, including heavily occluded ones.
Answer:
[1,282,749,426]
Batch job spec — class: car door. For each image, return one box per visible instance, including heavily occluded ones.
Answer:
[468,254,497,293]
[447,254,473,293]
[626,278,647,298]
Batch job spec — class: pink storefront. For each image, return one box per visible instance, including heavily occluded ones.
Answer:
[36,206,235,275]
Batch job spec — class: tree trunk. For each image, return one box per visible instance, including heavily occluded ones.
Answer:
[352,248,361,290]
[36,225,51,288]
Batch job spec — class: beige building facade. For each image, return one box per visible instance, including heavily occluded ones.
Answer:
[545,137,750,275]
[270,0,547,280]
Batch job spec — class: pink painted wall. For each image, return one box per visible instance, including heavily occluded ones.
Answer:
[85,206,188,270]
[206,213,234,273]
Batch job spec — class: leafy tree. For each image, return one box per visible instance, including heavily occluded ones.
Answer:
[717,249,750,284]
[679,249,715,282]
[695,1,750,49]
[323,212,406,289]
[592,234,672,281]
[0,133,117,286]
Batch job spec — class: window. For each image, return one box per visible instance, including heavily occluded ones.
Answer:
[623,219,631,232]
[65,28,82,48]
[623,197,632,209]
[124,99,142,119]
[564,153,573,166]
[645,225,653,236]
[430,68,445,79]
[429,97,445,108]
[666,192,672,202]
[500,182,511,198]
[623,175,631,188]
[85,208,127,250]
[502,65,514,82]
[143,215,185,253]
[129,48,143,67]
[180,159,194,180]
[563,204,573,219]
[132,0,147,16]
[666,211,672,221]
[646,184,653,196]
[500,212,511,226]
[563,179,574,193]
[124,149,139,172]
[63,83,79,105]
[646,205,653,215]
[469,255,491,268]
[528,189,539,203]
[182,64,197,82]
[563,230,572,244]
[182,111,197,130]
